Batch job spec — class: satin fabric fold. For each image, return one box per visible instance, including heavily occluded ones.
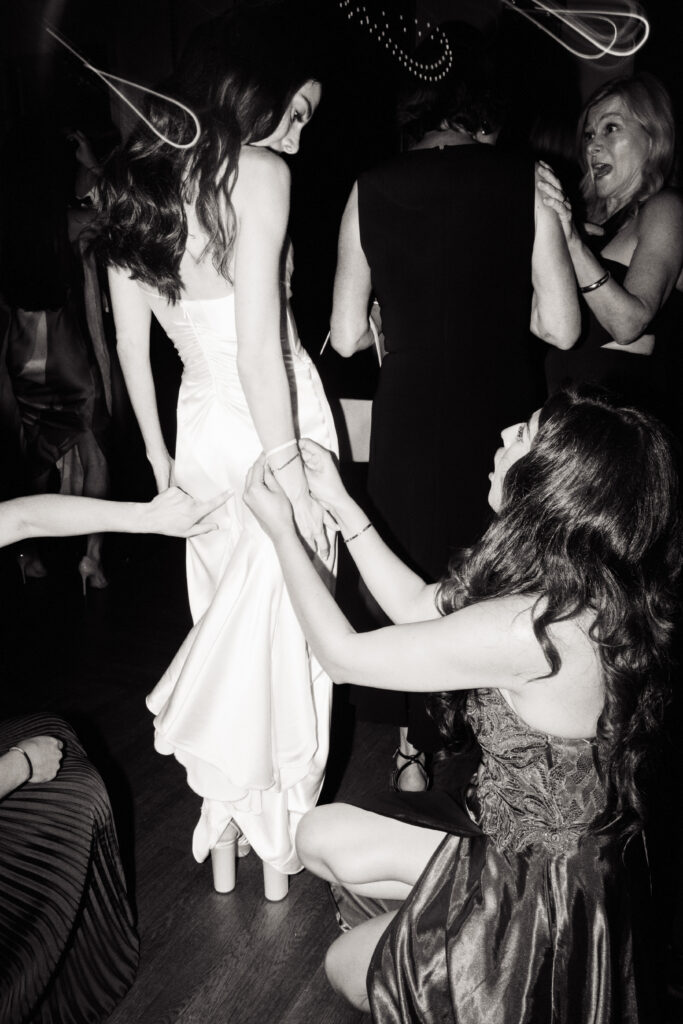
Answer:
[141,285,338,874]
[366,690,657,1022]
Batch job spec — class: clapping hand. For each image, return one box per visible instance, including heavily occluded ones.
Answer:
[535,161,577,242]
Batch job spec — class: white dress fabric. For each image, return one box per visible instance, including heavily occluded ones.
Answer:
[141,273,337,874]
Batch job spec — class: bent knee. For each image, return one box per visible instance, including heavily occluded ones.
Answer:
[296,805,336,874]
[296,803,360,881]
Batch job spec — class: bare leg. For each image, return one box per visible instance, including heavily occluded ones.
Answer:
[297,803,445,900]
[75,432,109,569]
[325,911,398,1013]
[298,805,445,1012]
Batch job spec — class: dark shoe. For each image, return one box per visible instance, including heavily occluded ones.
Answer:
[390,748,432,792]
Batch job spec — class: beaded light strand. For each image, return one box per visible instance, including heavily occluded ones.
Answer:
[338,1,453,82]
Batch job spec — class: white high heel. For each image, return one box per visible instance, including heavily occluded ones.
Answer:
[210,822,288,900]
[262,861,288,902]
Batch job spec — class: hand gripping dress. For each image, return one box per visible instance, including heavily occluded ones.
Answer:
[140,259,337,875]
[367,689,656,1022]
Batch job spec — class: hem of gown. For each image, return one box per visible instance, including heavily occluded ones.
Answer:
[147,701,325,800]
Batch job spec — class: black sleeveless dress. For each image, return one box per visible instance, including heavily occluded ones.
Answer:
[545,205,683,440]
[354,145,545,748]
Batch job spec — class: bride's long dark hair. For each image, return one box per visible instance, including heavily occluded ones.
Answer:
[93,6,320,301]
[432,385,682,841]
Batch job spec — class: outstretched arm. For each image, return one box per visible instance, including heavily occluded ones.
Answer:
[299,439,439,624]
[330,183,375,357]
[244,456,540,694]
[530,163,581,349]
[108,267,173,491]
[0,489,229,547]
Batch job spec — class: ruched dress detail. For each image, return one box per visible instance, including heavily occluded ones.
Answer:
[142,287,337,874]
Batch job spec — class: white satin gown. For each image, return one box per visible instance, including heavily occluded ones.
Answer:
[140,272,337,875]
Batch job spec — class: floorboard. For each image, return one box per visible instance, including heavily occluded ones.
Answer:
[0,534,386,1024]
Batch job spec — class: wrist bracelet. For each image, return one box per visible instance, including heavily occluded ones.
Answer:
[9,746,33,782]
[343,522,373,544]
[271,450,301,472]
[580,270,611,294]
[265,439,298,459]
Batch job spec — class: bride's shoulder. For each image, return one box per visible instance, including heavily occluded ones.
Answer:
[237,146,290,190]
[231,147,290,222]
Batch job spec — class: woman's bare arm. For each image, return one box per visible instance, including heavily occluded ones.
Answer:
[530,164,581,349]
[330,183,375,357]
[108,267,173,491]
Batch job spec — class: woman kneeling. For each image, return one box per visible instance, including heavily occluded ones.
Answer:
[245,384,679,1022]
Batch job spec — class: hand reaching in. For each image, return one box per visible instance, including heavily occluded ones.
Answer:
[291,488,331,562]
[144,486,230,537]
[244,454,331,560]
[299,439,347,519]
[244,454,296,541]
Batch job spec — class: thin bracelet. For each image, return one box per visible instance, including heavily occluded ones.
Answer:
[265,439,298,460]
[343,522,373,544]
[9,746,33,782]
[580,270,611,294]
[271,450,301,473]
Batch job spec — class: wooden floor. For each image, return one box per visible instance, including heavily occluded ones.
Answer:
[4,532,683,1023]
[0,532,391,1024]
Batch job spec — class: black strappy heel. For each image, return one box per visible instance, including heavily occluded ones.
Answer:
[390,748,432,792]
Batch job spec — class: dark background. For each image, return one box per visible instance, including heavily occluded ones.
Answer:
[1,0,682,498]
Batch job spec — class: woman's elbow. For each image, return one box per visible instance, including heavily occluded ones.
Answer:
[530,313,579,350]
[610,317,652,346]
[329,329,363,359]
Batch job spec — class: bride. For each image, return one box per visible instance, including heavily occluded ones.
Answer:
[94,7,337,889]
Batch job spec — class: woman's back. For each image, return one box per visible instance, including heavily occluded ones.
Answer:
[467,687,606,852]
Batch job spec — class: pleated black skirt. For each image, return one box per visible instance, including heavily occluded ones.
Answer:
[0,713,139,1024]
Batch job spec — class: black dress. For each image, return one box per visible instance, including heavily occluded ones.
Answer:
[355,145,544,747]
[0,713,139,1024]
[545,205,683,440]
[367,689,656,1023]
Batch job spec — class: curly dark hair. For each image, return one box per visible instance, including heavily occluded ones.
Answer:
[432,384,682,842]
[92,5,320,301]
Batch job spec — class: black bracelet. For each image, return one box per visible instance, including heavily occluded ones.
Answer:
[271,451,301,472]
[343,522,373,544]
[9,746,33,782]
[580,270,611,294]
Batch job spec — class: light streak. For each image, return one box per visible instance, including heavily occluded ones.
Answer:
[501,1,650,61]
[43,23,201,149]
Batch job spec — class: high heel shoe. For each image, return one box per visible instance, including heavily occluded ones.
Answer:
[16,551,48,584]
[77,556,108,595]
[210,822,288,901]
[390,747,432,792]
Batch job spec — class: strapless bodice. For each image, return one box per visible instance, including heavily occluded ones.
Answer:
[142,291,241,397]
